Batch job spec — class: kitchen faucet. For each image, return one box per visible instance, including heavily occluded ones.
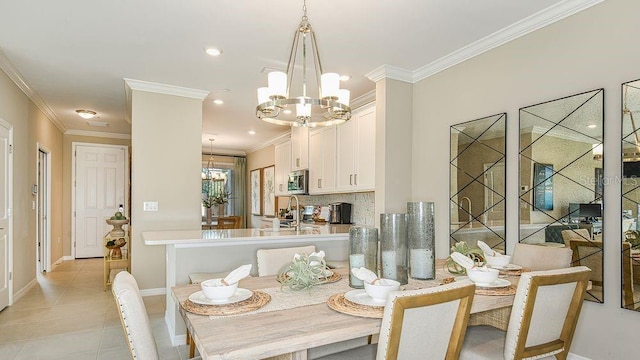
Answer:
[459,196,472,224]
[288,195,300,229]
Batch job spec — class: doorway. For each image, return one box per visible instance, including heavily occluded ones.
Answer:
[0,119,13,311]
[36,146,51,272]
[72,143,127,258]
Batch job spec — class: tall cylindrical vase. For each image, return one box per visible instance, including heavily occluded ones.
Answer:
[349,226,378,288]
[407,202,435,280]
[380,213,408,285]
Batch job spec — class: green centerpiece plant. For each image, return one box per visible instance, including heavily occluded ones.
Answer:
[445,241,486,275]
[277,253,331,290]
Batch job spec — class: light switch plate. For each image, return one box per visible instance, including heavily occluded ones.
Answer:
[143,201,158,211]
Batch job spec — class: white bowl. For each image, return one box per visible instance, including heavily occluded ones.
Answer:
[364,279,401,302]
[200,278,238,301]
[485,255,512,268]
[466,268,499,286]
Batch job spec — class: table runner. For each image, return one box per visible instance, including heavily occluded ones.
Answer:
[209,278,352,319]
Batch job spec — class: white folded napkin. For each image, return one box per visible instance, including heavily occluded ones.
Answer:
[477,241,502,258]
[350,267,395,285]
[450,252,476,270]
[222,264,252,285]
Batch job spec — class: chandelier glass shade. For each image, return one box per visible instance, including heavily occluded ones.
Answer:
[256,1,351,127]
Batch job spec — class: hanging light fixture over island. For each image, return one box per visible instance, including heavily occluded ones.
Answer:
[256,0,351,127]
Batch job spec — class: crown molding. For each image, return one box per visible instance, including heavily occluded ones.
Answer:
[200,146,246,157]
[351,89,376,109]
[64,129,131,140]
[0,49,67,133]
[123,78,210,100]
[246,132,291,154]
[413,0,603,82]
[365,65,414,83]
[366,0,603,84]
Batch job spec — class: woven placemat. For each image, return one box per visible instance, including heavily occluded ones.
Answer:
[326,292,384,319]
[277,271,342,285]
[498,268,530,276]
[475,284,517,296]
[181,291,271,316]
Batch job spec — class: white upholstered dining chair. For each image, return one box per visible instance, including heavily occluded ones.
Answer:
[460,266,591,360]
[112,271,159,359]
[315,280,476,360]
[256,245,316,276]
[510,243,572,270]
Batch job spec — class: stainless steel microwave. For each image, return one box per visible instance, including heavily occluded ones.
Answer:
[287,170,308,195]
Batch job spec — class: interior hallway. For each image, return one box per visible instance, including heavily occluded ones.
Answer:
[0,258,190,359]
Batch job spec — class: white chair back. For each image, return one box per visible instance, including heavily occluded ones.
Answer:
[376,280,475,360]
[503,266,591,359]
[511,243,572,270]
[256,245,316,276]
[112,271,159,360]
[561,228,591,248]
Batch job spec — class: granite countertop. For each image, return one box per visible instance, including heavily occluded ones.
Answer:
[143,224,353,246]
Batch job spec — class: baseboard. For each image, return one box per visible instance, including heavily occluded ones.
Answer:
[172,334,187,347]
[63,256,74,261]
[12,278,38,304]
[569,353,592,360]
[140,288,166,297]
[50,256,65,271]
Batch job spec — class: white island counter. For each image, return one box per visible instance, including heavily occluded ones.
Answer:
[143,225,351,344]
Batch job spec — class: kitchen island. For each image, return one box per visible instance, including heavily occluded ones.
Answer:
[143,224,351,345]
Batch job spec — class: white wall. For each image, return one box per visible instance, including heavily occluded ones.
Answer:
[411,0,638,358]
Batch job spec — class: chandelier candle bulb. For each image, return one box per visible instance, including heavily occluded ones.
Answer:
[407,202,436,280]
[320,73,340,99]
[349,226,378,288]
[257,87,271,104]
[380,213,408,285]
[268,71,287,98]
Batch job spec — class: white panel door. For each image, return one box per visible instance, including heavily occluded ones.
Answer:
[335,118,356,192]
[75,145,126,258]
[0,123,11,311]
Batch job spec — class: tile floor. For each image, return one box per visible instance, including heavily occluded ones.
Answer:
[0,258,191,360]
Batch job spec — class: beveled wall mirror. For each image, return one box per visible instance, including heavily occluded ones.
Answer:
[450,113,506,253]
[621,79,640,311]
[519,89,604,303]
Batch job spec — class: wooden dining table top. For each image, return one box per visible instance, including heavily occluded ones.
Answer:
[171,262,517,360]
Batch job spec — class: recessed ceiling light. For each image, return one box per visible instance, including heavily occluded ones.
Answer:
[587,124,597,128]
[339,75,351,81]
[76,109,96,119]
[283,109,292,114]
[213,99,224,105]
[248,130,256,135]
[205,48,222,56]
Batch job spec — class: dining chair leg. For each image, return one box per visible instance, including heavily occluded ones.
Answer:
[186,329,195,358]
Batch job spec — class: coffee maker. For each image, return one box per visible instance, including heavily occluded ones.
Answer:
[329,202,352,224]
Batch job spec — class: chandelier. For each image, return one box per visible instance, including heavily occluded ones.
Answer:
[256,0,351,127]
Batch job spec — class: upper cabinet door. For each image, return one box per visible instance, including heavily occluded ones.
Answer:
[274,141,291,196]
[336,102,376,192]
[309,126,336,195]
[354,105,376,191]
[291,126,309,170]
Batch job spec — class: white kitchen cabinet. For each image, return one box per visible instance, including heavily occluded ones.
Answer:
[309,126,336,194]
[274,140,291,196]
[291,126,309,170]
[336,103,376,192]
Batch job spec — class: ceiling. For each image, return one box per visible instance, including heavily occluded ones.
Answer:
[0,0,594,155]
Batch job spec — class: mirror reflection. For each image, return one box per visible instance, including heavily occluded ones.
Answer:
[519,89,604,303]
[621,79,640,311]
[450,113,506,253]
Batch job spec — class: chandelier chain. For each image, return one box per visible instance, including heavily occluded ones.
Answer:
[302,0,308,21]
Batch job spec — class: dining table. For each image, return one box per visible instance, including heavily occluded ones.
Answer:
[171,260,519,360]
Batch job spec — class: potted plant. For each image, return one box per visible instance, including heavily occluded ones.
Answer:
[211,190,231,217]
[277,253,331,290]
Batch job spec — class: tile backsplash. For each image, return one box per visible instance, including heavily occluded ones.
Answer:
[277,192,375,226]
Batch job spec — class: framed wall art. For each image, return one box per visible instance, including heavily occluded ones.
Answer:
[250,168,262,215]
[262,165,276,217]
